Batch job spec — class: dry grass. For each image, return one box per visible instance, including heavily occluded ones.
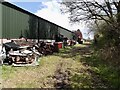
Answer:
[2,49,86,88]
[2,44,112,88]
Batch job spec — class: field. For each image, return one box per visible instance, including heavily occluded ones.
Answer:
[1,44,118,88]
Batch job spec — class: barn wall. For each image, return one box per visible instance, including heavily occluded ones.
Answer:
[58,27,73,39]
[0,3,2,38]
[2,4,29,38]
[27,16,38,39]
[1,2,73,40]
[2,3,38,39]
[38,19,59,39]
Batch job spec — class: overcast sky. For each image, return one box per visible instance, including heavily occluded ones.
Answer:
[6,0,94,39]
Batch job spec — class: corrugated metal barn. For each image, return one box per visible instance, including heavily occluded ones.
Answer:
[0,1,74,40]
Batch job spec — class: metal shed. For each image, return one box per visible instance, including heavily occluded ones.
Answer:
[0,3,2,39]
[0,1,74,40]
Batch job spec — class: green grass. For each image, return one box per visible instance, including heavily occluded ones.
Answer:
[1,46,82,88]
[2,44,119,88]
[2,65,16,80]
[70,73,92,88]
[81,54,120,88]
[2,56,59,88]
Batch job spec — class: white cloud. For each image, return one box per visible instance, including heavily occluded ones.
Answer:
[35,0,93,39]
[35,0,84,30]
[36,1,68,27]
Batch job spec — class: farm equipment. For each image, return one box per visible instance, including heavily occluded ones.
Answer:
[1,40,57,66]
[2,41,40,66]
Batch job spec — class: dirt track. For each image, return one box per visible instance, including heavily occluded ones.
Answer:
[2,44,110,88]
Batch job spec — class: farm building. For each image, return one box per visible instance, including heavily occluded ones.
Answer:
[0,1,74,41]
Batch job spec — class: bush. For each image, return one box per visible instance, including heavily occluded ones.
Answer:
[92,22,120,66]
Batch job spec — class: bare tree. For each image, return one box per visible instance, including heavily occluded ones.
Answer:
[61,0,120,67]
[61,0,120,25]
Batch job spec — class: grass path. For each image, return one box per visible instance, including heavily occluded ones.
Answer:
[2,44,112,88]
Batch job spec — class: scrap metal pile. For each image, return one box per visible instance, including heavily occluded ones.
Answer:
[0,40,57,66]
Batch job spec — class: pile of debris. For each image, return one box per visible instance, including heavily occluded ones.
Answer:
[0,40,57,66]
[34,41,55,56]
